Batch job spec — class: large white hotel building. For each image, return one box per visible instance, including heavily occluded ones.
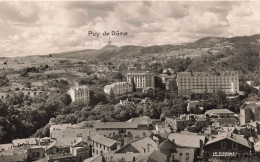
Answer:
[126,71,155,92]
[177,71,239,96]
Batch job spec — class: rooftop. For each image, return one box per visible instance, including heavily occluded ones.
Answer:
[94,122,138,129]
[90,135,118,147]
[168,133,205,148]
[205,132,250,148]
[205,109,234,115]
[136,150,168,162]
[241,101,260,110]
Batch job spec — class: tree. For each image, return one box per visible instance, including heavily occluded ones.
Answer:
[131,78,136,92]
[113,72,124,81]
[109,89,115,101]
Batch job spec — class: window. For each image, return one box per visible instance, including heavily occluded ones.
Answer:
[133,157,136,162]
[232,143,237,149]
[93,148,95,153]
[221,142,226,149]
[179,153,182,159]
[186,153,189,159]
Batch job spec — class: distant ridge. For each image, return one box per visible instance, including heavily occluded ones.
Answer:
[50,34,260,62]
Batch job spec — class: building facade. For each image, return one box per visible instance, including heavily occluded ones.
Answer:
[68,85,90,102]
[240,101,260,125]
[204,132,252,160]
[104,82,133,96]
[126,71,155,91]
[177,71,239,96]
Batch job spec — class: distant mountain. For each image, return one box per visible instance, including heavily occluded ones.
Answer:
[51,34,260,62]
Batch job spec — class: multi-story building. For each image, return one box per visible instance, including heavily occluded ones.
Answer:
[240,101,260,125]
[68,85,90,103]
[104,82,133,96]
[91,134,120,156]
[126,71,155,92]
[177,71,239,96]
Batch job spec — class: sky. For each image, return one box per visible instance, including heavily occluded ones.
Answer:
[0,1,260,57]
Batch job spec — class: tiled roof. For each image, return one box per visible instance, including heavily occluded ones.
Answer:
[159,139,177,150]
[136,150,168,162]
[56,137,83,147]
[127,116,151,125]
[90,135,118,147]
[116,136,157,153]
[51,128,96,139]
[94,122,138,129]
[205,109,234,115]
[168,133,205,148]
[205,132,250,148]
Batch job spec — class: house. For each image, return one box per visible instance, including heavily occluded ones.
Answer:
[205,109,235,118]
[187,100,203,114]
[204,132,252,159]
[50,124,72,138]
[90,134,119,156]
[247,81,255,86]
[240,101,260,125]
[50,127,95,139]
[160,69,175,84]
[68,85,90,103]
[70,145,91,162]
[165,117,189,132]
[55,137,86,153]
[139,98,153,106]
[104,152,141,162]
[127,116,153,130]
[27,146,45,161]
[116,136,158,154]
[104,82,133,96]
[118,98,135,106]
[172,148,196,162]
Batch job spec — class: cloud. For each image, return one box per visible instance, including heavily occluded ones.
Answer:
[0,1,259,57]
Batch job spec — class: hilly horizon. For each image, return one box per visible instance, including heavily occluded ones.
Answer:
[49,34,260,62]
